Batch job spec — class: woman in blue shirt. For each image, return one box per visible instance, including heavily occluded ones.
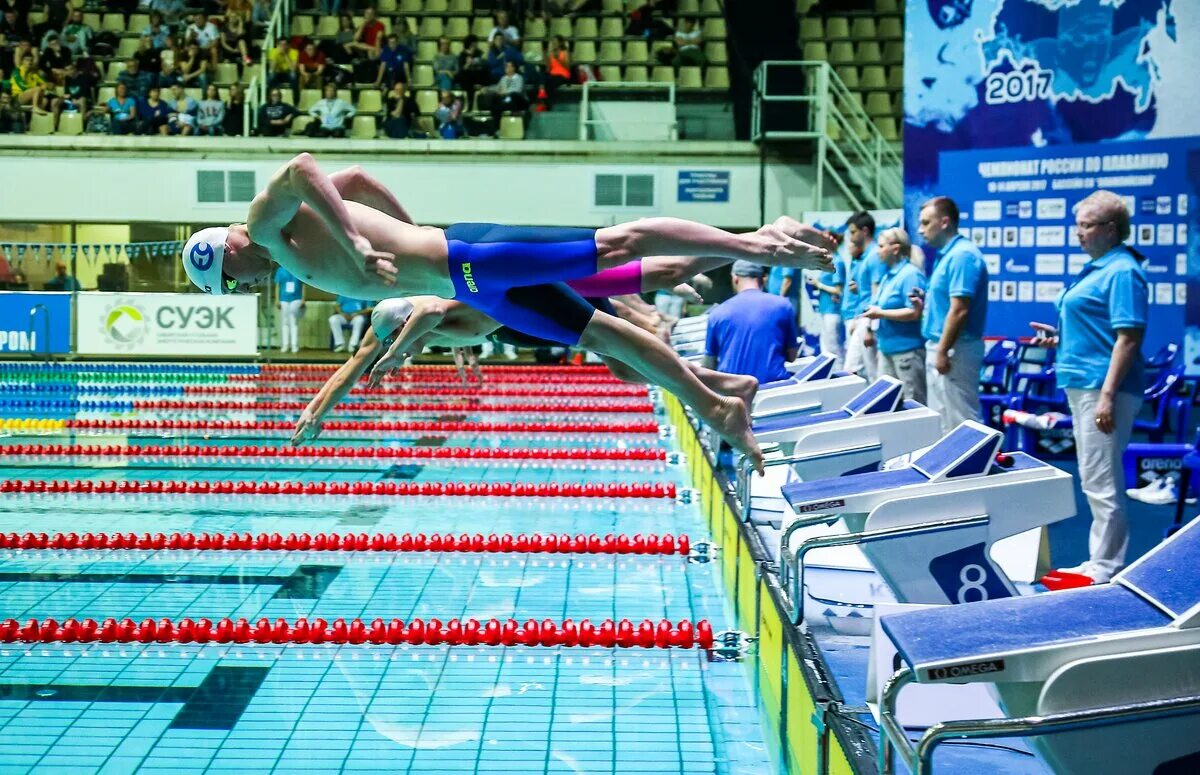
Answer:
[1029,190,1148,584]
[863,228,928,403]
[275,267,304,353]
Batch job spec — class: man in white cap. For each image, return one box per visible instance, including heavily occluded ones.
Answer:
[181,153,837,471]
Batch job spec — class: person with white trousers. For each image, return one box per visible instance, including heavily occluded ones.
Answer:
[1031,190,1148,584]
[329,295,372,352]
[807,260,844,369]
[275,266,305,353]
[840,211,883,381]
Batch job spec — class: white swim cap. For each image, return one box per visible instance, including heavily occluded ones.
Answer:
[181,227,230,294]
[372,298,415,342]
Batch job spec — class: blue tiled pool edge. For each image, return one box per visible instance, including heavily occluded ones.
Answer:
[663,394,874,775]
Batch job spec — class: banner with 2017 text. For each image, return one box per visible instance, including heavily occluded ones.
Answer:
[76,292,258,356]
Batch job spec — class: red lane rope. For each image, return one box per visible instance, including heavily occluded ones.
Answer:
[182,385,649,398]
[3,444,668,462]
[0,531,691,555]
[0,616,713,649]
[0,479,677,498]
[63,419,661,433]
[126,400,653,414]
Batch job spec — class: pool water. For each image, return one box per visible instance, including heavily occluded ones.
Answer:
[0,363,775,774]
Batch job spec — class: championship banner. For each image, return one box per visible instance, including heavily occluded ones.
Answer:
[77,292,258,356]
[0,292,72,354]
[904,0,1199,369]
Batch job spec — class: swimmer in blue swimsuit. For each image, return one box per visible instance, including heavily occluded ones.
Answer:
[181,154,834,470]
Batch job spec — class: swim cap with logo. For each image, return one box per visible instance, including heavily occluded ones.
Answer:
[181,227,230,294]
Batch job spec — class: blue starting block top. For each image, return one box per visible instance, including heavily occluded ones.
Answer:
[782,467,928,509]
[882,585,1172,674]
[759,353,839,392]
[1117,516,1200,620]
[753,377,904,434]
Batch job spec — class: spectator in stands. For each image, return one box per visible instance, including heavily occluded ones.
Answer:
[118,57,153,100]
[306,81,355,137]
[185,13,219,67]
[328,14,356,65]
[218,15,252,67]
[59,10,90,56]
[223,81,244,135]
[0,91,23,133]
[10,52,47,114]
[157,59,182,89]
[43,261,80,291]
[296,40,325,90]
[221,0,252,25]
[432,36,457,91]
[374,32,412,89]
[543,35,571,104]
[196,83,224,134]
[319,0,341,17]
[135,36,162,75]
[39,34,70,84]
[1029,191,1147,583]
[704,261,799,386]
[166,94,195,134]
[179,41,210,88]
[488,10,520,46]
[149,0,186,28]
[250,0,271,34]
[85,98,110,132]
[328,296,371,352]
[391,15,416,51]
[806,257,844,369]
[137,83,170,133]
[916,195,989,433]
[480,59,526,129]
[382,80,414,138]
[105,81,137,134]
[159,34,179,71]
[548,0,602,19]
[863,227,927,403]
[275,266,304,353]
[256,86,295,135]
[841,210,882,381]
[455,34,489,102]
[59,62,92,115]
[669,17,704,67]
[143,12,170,49]
[348,6,385,59]
[10,37,36,72]
[166,81,196,113]
[267,37,297,93]
[433,89,462,138]
[485,34,523,83]
[626,0,673,39]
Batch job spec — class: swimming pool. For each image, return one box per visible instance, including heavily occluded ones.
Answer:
[0,362,775,774]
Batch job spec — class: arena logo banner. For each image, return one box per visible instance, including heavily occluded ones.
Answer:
[77,292,258,356]
[905,0,1199,369]
[0,292,71,354]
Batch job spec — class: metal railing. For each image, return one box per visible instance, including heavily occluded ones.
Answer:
[578,81,678,141]
[751,60,902,211]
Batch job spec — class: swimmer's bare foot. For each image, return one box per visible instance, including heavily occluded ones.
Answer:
[706,395,764,475]
[773,215,838,253]
[754,220,834,272]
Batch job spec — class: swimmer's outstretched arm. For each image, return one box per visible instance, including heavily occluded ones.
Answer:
[292,328,383,445]
[328,165,415,225]
[369,299,449,385]
[247,153,395,274]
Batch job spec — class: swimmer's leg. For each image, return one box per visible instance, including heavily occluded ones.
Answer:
[594,217,835,272]
[600,352,758,410]
[578,312,763,473]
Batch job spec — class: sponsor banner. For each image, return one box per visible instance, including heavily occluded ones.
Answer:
[77,292,258,356]
[0,292,72,354]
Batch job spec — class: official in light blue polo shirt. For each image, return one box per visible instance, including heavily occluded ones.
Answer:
[275,267,305,353]
[863,228,927,403]
[807,261,845,368]
[705,261,800,385]
[1031,190,1148,585]
[766,265,800,311]
[917,196,989,433]
[329,295,373,352]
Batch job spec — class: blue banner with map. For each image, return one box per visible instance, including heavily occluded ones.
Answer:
[904,0,1198,369]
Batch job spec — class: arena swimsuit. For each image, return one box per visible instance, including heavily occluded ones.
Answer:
[445,223,637,345]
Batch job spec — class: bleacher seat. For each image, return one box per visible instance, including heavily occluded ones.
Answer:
[598,41,623,63]
[526,18,547,39]
[298,89,321,111]
[574,18,598,38]
[878,16,903,39]
[651,65,675,84]
[601,0,623,12]
[444,17,469,39]
[316,16,339,37]
[400,0,421,10]
[291,115,313,135]
[828,42,855,65]
[117,38,139,59]
[705,42,726,64]
[378,0,397,11]
[97,86,115,105]
[600,18,624,39]
[865,92,892,116]
[290,16,314,37]
[356,89,383,114]
[214,63,238,85]
[836,66,859,88]
[887,65,902,89]
[677,66,702,89]
[860,65,886,89]
[702,18,726,38]
[350,115,377,139]
[416,40,437,62]
[82,12,101,30]
[858,41,883,64]
[549,17,572,38]
[625,40,649,64]
[704,67,729,89]
[523,41,544,63]
[850,17,877,39]
[799,18,822,39]
[471,17,492,39]
[425,0,448,11]
[57,111,83,136]
[104,61,125,83]
[573,41,597,64]
[802,42,827,61]
[337,88,353,104]
[824,17,849,39]
[883,41,903,62]
[127,13,148,31]
[873,117,898,142]
[185,87,203,102]
[28,112,54,136]
[624,65,649,82]
[449,0,471,11]
[498,114,524,139]
[598,65,622,82]
[677,0,699,12]
[415,89,439,114]
[419,17,443,37]
[240,64,262,86]
[412,64,434,88]
[876,0,899,10]
[701,0,721,11]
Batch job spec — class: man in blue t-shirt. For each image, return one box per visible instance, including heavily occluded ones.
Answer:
[704,261,800,386]
[840,211,883,381]
[328,295,374,352]
[275,267,305,353]
[916,196,989,432]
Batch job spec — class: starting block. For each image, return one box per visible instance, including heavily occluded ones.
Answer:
[751,352,867,419]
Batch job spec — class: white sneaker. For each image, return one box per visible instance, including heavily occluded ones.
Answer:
[1127,476,1177,506]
